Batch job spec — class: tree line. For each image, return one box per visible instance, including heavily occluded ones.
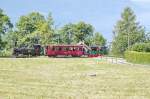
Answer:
[0,7,150,56]
[0,9,106,52]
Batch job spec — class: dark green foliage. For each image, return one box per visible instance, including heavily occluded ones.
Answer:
[125,51,150,64]
[0,39,7,50]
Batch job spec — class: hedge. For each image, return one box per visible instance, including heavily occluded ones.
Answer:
[125,51,150,64]
[129,43,150,52]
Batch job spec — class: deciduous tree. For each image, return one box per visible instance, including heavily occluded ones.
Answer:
[14,12,54,46]
[93,32,106,46]
[112,7,145,56]
[0,8,13,50]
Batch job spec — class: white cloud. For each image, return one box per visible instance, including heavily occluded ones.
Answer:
[130,0,150,8]
[130,0,150,3]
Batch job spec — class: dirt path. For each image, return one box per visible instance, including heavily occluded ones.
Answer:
[95,56,150,66]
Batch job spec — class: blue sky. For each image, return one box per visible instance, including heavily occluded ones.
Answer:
[1,0,150,42]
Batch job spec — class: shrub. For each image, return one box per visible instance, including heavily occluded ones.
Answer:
[0,49,12,57]
[130,43,150,52]
[125,51,150,64]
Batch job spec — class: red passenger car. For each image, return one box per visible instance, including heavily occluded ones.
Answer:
[46,45,85,57]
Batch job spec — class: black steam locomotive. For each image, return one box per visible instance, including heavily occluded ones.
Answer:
[13,44,44,57]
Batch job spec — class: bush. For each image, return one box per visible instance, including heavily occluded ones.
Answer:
[130,43,150,52]
[125,51,150,64]
[0,49,12,57]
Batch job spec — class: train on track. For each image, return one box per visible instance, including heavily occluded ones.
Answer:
[13,44,107,58]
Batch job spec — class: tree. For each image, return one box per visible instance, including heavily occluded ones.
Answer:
[145,32,150,42]
[59,22,94,45]
[47,12,54,28]
[40,12,54,45]
[38,22,54,45]
[93,32,106,46]
[0,8,13,50]
[75,22,94,44]
[112,7,145,56]
[15,12,54,46]
[59,23,76,44]
[4,30,19,49]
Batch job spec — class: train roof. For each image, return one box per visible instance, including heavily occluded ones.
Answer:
[47,44,91,50]
[47,45,84,47]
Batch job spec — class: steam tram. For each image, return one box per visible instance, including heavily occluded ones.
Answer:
[13,44,107,57]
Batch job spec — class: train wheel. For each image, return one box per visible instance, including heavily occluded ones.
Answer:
[48,55,51,57]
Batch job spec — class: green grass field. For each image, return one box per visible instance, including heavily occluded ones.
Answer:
[0,58,150,99]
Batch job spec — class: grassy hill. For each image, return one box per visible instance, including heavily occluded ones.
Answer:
[0,58,150,99]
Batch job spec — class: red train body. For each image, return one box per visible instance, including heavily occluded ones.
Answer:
[46,45,86,57]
